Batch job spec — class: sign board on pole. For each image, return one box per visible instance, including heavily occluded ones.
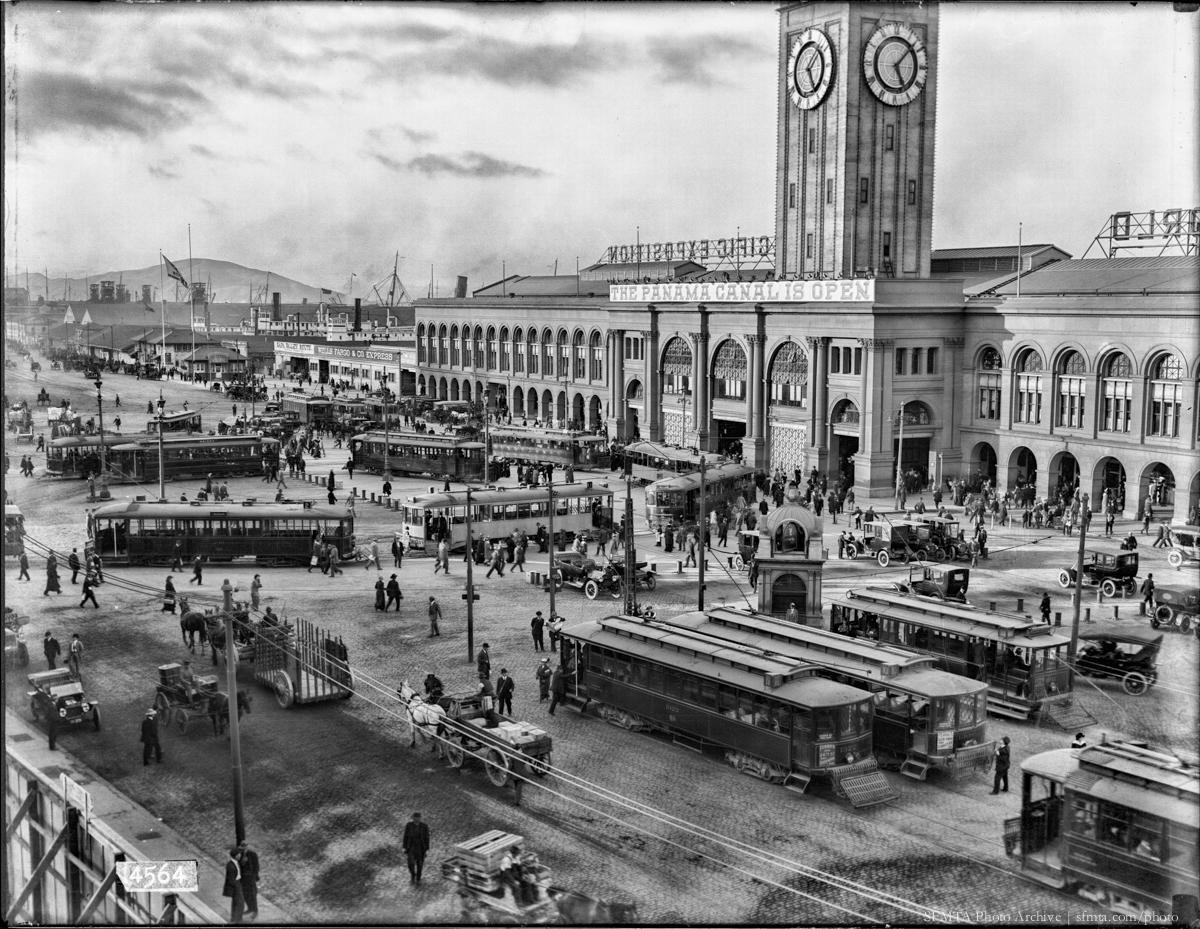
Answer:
[60,773,91,824]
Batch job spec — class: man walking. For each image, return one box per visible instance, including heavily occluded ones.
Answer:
[17,548,30,582]
[368,539,381,571]
[548,664,566,715]
[386,575,403,611]
[1140,573,1156,613]
[80,572,99,608]
[531,612,546,652]
[171,540,184,573]
[68,548,82,584]
[223,846,246,924]
[427,596,442,636]
[67,633,84,678]
[476,643,491,679]
[991,736,1011,794]
[485,543,505,578]
[536,658,552,702]
[402,812,431,884]
[140,707,164,765]
[44,553,62,596]
[434,539,450,575]
[250,575,262,610]
[392,535,403,569]
[189,554,204,585]
[496,668,514,716]
[1039,592,1051,625]
[43,631,62,670]
[237,841,260,920]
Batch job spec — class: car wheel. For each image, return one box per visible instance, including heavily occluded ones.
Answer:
[1101,579,1118,599]
[644,574,657,591]
[1181,617,1192,634]
[1122,672,1149,696]
[1167,550,1183,569]
[847,545,859,560]
[732,555,744,571]
[877,551,890,568]
[930,547,946,563]
[610,579,624,600]
[1057,570,1073,589]
[898,551,911,565]
[584,579,599,600]
[914,549,928,563]
[1155,604,1174,624]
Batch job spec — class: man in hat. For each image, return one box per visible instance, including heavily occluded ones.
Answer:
[402,812,431,884]
[80,570,99,608]
[536,658,552,702]
[180,659,198,701]
[141,707,163,765]
[237,840,261,920]
[427,596,442,637]
[476,643,491,679]
[43,631,62,670]
[991,736,1011,794]
[530,611,546,652]
[385,574,403,611]
[68,547,82,584]
[496,668,514,716]
[223,846,245,924]
[548,614,565,651]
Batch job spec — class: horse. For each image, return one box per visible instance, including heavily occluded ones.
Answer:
[547,887,638,925]
[398,681,446,751]
[177,598,209,653]
[207,689,252,735]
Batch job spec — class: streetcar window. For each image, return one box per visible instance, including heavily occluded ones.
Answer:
[697,680,717,710]
[957,693,977,727]
[662,669,685,701]
[1130,815,1163,861]
[1098,803,1132,850]
[1165,823,1199,872]
[814,709,835,740]
[934,698,956,730]
[1070,798,1098,840]
[613,657,631,683]
[718,685,739,718]
[631,657,653,688]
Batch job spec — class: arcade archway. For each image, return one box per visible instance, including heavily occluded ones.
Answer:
[971,442,997,487]
[512,386,525,419]
[1093,457,1127,514]
[572,393,585,430]
[1139,462,1175,512]
[527,389,539,420]
[1008,446,1037,492]
[1050,451,1079,500]
[450,379,460,401]
[589,395,602,432]
[771,573,807,620]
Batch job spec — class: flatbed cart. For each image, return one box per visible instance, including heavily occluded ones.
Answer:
[437,693,553,787]
[253,617,353,708]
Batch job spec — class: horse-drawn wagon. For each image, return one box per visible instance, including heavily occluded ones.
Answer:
[253,617,352,708]
[153,662,250,735]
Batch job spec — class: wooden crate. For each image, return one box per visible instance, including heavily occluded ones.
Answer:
[451,831,524,874]
[159,663,182,687]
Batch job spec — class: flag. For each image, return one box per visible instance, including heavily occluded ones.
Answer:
[163,254,189,289]
[321,288,332,296]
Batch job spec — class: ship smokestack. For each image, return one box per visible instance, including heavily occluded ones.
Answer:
[354,298,362,332]
[454,276,468,298]
[272,292,281,321]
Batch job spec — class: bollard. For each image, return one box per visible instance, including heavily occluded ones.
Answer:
[1016,598,1024,612]
[1114,606,1120,620]
[1084,607,1092,624]
[1054,611,1062,627]
[1139,601,1146,616]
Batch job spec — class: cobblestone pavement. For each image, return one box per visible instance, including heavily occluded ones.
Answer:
[4,359,1194,924]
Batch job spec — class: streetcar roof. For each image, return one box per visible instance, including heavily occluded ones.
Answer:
[836,588,1069,644]
[109,435,279,452]
[624,441,708,463]
[159,410,201,423]
[647,463,756,492]
[561,617,868,707]
[1069,773,1200,827]
[491,425,591,438]
[403,483,614,508]
[48,434,134,448]
[4,505,21,518]
[89,500,352,520]
[1020,747,1079,784]
[352,431,484,449]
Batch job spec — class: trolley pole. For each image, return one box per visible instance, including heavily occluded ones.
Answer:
[547,467,556,620]
[623,468,637,616]
[894,404,904,511]
[222,579,246,844]
[465,488,476,663]
[698,455,707,610]
[1068,499,1088,661]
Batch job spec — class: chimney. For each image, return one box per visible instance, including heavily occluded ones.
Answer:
[272,292,281,322]
[353,298,362,332]
[454,276,468,298]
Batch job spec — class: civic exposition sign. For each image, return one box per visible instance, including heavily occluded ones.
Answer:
[608,279,875,304]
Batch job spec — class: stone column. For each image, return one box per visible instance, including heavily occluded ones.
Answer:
[644,307,662,442]
[856,338,895,496]
[745,333,766,466]
[806,336,829,471]
[611,329,625,440]
[939,337,964,488]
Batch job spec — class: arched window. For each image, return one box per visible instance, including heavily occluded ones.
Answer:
[661,336,693,395]
[487,326,498,370]
[572,329,586,380]
[526,328,538,375]
[1101,352,1133,434]
[769,341,808,407]
[473,326,484,368]
[1015,349,1043,424]
[557,329,570,378]
[417,323,426,363]
[713,340,748,400]
[589,331,603,382]
[542,328,554,376]
[900,401,932,426]
[977,347,1002,421]
[512,327,523,373]
[499,327,509,371]
[1057,350,1087,429]
[449,324,460,366]
[417,374,426,396]
[1149,353,1182,438]
[427,327,437,366]
[461,329,471,368]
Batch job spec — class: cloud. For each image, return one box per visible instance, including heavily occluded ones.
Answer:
[17,70,206,139]
[401,126,436,144]
[366,124,436,145]
[369,152,407,172]
[189,144,219,159]
[287,143,316,161]
[406,151,546,178]
[148,162,180,180]
[646,34,761,86]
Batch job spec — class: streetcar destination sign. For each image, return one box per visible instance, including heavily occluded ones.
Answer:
[608,279,875,304]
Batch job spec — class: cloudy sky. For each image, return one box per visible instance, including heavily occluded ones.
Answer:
[4,2,1197,295]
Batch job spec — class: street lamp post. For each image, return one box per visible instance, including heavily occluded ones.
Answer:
[547,467,557,620]
[465,487,476,662]
[894,404,905,510]
[483,389,491,485]
[94,379,107,474]
[221,579,246,844]
[697,455,707,610]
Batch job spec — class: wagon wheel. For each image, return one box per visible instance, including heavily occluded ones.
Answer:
[877,550,891,568]
[584,579,599,600]
[1057,570,1073,589]
[1167,550,1184,569]
[176,708,189,735]
[484,748,510,787]
[273,671,295,709]
[1100,579,1118,599]
[1122,672,1149,696]
[446,743,466,769]
[643,573,657,591]
[526,753,551,777]
[154,692,170,716]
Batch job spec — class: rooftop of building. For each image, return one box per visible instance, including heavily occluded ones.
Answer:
[931,244,1069,261]
[983,255,1199,297]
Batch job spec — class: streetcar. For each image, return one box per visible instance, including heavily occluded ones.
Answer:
[281,394,336,427]
[86,499,356,566]
[106,435,281,484]
[45,434,134,478]
[400,484,614,554]
[676,607,995,781]
[644,462,756,531]
[489,426,611,471]
[349,430,485,482]
[146,410,203,434]
[1007,739,1198,921]
[558,613,898,807]
[620,441,711,484]
[829,587,1073,719]
[4,505,25,557]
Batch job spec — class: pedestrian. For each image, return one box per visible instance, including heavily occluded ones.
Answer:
[531,612,546,651]
[375,576,386,611]
[785,602,800,625]
[44,553,62,595]
[327,469,337,492]
[392,535,403,568]
[548,664,566,715]
[162,576,177,613]
[17,549,30,581]
[237,841,260,920]
[402,812,431,884]
[223,846,246,924]
[513,540,526,573]
[43,631,62,670]
[1071,733,1087,749]
[367,539,381,571]
[476,643,491,679]
[434,539,449,575]
[991,736,1011,794]
[486,543,505,578]
[548,614,564,651]
[68,633,84,678]
[496,668,514,716]
[327,543,342,577]
[89,553,104,584]
[141,707,164,765]
[250,574,262,610]
[386,574,403,611]
[171,540,183,573]
[1140,573,1156,612]
[68,548,82,583]
[80,572,99,608]
[327,489,337,506]
[427,596,442,636]
[1039,592,1051,624]
[189,554,204,585]
[536,657,552,701]
[1152,524,1169,549]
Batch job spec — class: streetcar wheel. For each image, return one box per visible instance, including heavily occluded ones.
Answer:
[92,707,101,731]
[446,744,465,769]
[273,671,295,709]
[732,554,744,571]
[484,749,510,787]
[176,710,189,735]
[528,754,551,777]
[1101,579,1118,599]
[1122,672,1149,696]
[154,692,169,715]
[877,551,890,568]
[1057,570,1073,589]
[584,579,599,600]
[1167,550,1183,569]
[644,574,657,591]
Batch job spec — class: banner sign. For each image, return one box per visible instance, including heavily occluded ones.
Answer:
[274,341,412,364]
[608,279,875,304]
[603,237,772,264]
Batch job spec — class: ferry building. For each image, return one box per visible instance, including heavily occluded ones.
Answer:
[412,2,1199,523]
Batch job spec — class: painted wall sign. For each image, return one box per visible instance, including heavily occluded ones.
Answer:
[608,279,875,304]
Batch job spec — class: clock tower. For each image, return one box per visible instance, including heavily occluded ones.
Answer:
[775,2,939,279]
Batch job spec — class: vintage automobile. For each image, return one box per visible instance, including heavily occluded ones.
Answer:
[910,514,973,561]
[892,563,969,602]
[861,520,931,567]
[547,551,598,594]
[27,669,102,748]
[1152,585,1200,634]
[1056,550,1139,598]
[1074,629,1161,696]
[733,528,762,570]
[1166,526,1199,571]
[582,561,658,600]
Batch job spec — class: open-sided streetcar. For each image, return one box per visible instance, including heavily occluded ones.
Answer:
[86,499,355,566]
[45,434,132,478]
[490,426,611,470]
[1007,739,1198,922]
[349,430,485,481]
[644,462,756,533]
[558,613,898,807]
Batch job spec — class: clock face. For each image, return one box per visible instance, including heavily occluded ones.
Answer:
[788,28,834,110]
[863,23,928,107]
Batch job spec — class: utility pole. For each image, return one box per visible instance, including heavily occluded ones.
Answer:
[1068,496,1088,661]
[895,404,905,511]
[465,488,476,662]
[623,466,637,616]
[222,579,246,844]
[547,467,557,619]
[698,455,707,610]
[157,396,166,500]
[94,378,107,474]
[483,389,491,485]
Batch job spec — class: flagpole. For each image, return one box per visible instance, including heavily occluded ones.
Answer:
[188,224,195,384]
[159,254,168,377]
